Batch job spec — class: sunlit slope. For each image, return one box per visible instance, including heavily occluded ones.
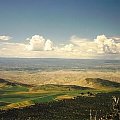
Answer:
[0,78,93,109]
[1,71,120,86]
[0,78,32,88]
[0,77,120,110]
[80,78,120,90]
[0,78,32,109]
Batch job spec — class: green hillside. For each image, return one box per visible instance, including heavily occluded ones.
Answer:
[0,78,120,110]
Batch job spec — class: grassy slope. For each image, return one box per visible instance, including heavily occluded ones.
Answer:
[0,77,120,110]
[84,78,120,90]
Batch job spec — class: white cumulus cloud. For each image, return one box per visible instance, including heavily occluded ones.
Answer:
[0,34,120,59]
[0,35,11,41]
[26,35,45,51]
[94,35,117,54]
[26,35,54,51]
[44,39,53,51]
[61,44,74,52]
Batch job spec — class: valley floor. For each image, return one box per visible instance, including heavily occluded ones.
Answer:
[0,70,120,86]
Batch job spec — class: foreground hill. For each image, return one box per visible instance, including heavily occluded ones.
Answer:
[0,78,93,110]
[0,77,120,110]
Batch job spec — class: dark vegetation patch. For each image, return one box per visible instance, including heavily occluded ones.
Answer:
[0,91,119,120]
[0,102,10,107]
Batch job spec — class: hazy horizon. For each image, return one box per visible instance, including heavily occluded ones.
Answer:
[0,58,120,72]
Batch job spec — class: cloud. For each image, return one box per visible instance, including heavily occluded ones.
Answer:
[111,37,120,43]
[70,35,97,53]
[0,42,27,57]
[70,35,120,55]
[26,35,45,51]
[44,39,53,51]
[61,44,74,52]
[0,35,11,41]
[112,37,120,40]
[0,34,120,59]
[26,35,54,51]
[94,35,117,54]
[70,35,90,46]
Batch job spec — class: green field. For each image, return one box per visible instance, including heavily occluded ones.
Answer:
[0,77,120,110]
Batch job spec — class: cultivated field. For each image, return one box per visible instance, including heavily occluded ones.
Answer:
[0,70,120,119]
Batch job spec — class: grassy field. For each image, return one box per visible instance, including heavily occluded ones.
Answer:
[0,84,120,110]
[0,84,94,109]
[0,72,120,119]
[0,71,120,110]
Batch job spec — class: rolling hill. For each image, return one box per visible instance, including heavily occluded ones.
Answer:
[0,78,93,110]
[0,77,120,110]
[83,78,120,89]
[0,78,32,87]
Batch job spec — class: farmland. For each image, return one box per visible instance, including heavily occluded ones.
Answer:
[0,72,120,119]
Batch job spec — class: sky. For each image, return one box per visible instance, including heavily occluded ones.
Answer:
[0,0,120,59]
